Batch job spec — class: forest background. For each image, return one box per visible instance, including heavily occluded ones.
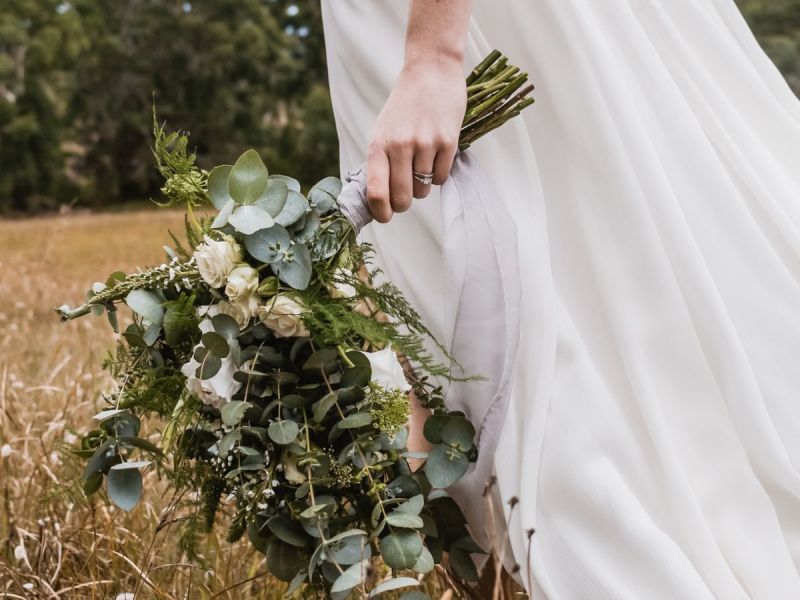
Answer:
[1,0,799,214]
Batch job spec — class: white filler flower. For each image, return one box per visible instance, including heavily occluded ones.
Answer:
[195,234,242,288]
[365,346,411,392]
[180,318,242,408]
[225,264,259,302]
[257,295,310,338]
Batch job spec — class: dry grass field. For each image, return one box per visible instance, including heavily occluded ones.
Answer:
[0,209,303,598]
[0,210,505,600]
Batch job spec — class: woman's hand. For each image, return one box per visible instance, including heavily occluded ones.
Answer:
[366,56,467,223]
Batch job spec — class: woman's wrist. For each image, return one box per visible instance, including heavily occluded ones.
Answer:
[403,45,464,77]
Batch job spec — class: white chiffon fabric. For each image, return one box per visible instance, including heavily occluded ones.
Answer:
[321,1,800,598]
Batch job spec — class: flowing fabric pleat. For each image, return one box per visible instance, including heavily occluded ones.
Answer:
[321,1,800,597]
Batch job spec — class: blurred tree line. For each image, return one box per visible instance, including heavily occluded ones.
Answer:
[0,0,336,213]
[0,1,799,214]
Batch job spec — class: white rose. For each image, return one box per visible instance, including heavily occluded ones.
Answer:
[194,234,242,288]
[225,265,259,302]
[180,318,242,408]
[365,346,411,392]
[328,268,357,299]
[257,295,310,338]
[198,295,260,329]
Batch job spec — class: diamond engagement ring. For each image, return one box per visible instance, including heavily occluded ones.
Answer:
[413,171,434,185]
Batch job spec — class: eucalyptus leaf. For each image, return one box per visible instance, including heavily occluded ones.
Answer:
[267,538,307,582]
[207,164,233,210]
[379,531,423,570]
[385,513,424,529]
[330,560,368,594]
[269,173,301,192]
[267,515,308,548]
[424,445,469,488]
[275,242,312,290]
[107,467,143,512]
[338,412,372,429]
[228,149,269,205]
[254,179,289,216]
[369,577,420,597]
[293,208,321,243]
[211,198,236,229]
[274,190,308,226]
[221,401,252,427]
[126,290,164,325]
[212,313,240,340]
[411,546,434,574]
[228,204,275,235]
[312,392,339,423]
[197,353,222,380]
[268,420,300,445]
[308,177,343,213]
[201,331,230,358]
[440,417,476,450]
[244,225,291,264]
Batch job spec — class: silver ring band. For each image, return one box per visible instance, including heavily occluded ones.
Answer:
[413,171,434,185]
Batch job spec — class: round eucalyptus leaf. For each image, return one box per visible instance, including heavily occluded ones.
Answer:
[308,176,343,213]
[328,532,369,565]
[267,515,308,548]
[221,401,252,427]
[254,179,288,216]
[268,419,300,445]
[207,164,233,210]
[228,149,269,205]
[330,560,368,594]
[422,415,450,444]
[411,546,434,574]
[275,243,312,290]
[424,445,470,489]
[196,353,222,380]
[369,577,420,597]
[228,204,275,235]
[440,417,476,450]
[379,531,423,570]
[107,467,143,512]
[274,190,308,227]
[211,198,236,229]
[126,289,164,325]
[385,513,424,529]
[244,225,291,264]
[267,538,306,582]
[293,208,321,243]
[269,173,301,192]
[212,313,240,340]
[202,331,230,358]
[338,412,372,429]
[449,547,480,581]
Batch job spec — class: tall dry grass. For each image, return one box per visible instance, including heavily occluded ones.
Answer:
[0,210,526,599]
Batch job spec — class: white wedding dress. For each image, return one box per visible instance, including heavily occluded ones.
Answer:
[321,1,800,598]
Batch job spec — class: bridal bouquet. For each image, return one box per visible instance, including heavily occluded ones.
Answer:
[57,51,533,598]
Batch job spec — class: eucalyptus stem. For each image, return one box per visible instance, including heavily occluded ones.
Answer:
[459,50,535,151]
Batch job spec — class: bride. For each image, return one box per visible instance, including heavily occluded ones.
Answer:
[321,1,800,598]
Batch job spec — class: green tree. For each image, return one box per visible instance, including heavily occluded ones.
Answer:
[0,0,86,212]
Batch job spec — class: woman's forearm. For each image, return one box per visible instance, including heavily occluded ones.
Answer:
[404,0,473,68]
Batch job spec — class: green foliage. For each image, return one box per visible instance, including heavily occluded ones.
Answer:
[1,0,338,213]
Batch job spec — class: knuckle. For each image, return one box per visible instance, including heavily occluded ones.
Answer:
[387,136,413,153]
[391,196,412,212]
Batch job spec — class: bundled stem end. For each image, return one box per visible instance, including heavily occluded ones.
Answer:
[460,50,535,151]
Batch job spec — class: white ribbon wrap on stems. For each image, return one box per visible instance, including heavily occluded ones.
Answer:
[336,151,522,550]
